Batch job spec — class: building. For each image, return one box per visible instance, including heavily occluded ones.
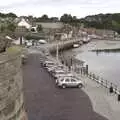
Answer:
[18,18,31,29]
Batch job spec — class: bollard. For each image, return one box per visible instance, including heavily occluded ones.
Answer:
[106,80,108,88]
[101,80,103,85]
[109,86,114,93]
[86,64,88,75]
[92,74,95,80]
[89,73,91,79]
[118,94,120,101]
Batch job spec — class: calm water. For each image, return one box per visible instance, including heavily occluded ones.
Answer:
[76,51,120,87]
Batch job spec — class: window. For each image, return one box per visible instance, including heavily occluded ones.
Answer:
[65,79,70,82]
[60,79,64,82]
[71,79,76,82]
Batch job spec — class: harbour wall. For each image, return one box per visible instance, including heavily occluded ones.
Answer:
[49,39,81,53]
[0,51,27,120]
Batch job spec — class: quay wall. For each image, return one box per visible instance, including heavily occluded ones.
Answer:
[49,39,80,53]
[0,51,27,120]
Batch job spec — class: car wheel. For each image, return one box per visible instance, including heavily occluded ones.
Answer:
[78,84,83,88]
[62,84,66,89]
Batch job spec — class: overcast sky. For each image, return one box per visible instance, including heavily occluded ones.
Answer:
[0,0,120,18]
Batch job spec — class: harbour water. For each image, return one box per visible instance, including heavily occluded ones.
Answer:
[53,40,120,88]
[73,45,120,88]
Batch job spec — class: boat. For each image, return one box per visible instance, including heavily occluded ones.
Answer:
[38,39,47,44]
[82,37,91,43]
[73,44,80,48]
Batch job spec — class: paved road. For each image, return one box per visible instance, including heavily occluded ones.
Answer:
[23,54,108,120]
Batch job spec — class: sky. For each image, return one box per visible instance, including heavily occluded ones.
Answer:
[0,0,120,18]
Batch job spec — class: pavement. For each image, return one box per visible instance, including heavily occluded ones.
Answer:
[22,52,109,120]
[80,75,120,120]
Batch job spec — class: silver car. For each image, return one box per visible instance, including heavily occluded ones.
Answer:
[55,73,74,80]
[57,77,83,88]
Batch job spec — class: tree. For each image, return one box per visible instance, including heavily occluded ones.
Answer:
[0,21,17,34]
[7,12,17,18]
[60,14,72,23]
[0,12,17,18]
[7,22,17,32]
[41,14,49,22]
[50,17,59,22]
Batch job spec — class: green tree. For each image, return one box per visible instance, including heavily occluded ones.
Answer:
[60,14,72,23]
[6,12,17,18]
[40,14,49,22]
[7,22,17,32]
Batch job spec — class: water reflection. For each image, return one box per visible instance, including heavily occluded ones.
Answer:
[94,49,120,56]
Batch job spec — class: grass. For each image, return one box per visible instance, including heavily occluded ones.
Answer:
[6,46,22,54]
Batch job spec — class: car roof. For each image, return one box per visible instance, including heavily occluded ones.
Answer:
[56,73,73,76]
[55,70,65,72]
[59,76,79,80]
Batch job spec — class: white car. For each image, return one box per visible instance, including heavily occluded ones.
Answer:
[48,65,65,72]
[39,39,47,44]
[52,69,65,76]
[43,60,55,67]
[55,73,73,80]
[57,77,83,88]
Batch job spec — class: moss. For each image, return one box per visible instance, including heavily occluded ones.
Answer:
[6,46,22,54]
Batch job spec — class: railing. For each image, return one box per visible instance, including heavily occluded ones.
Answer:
[78,67,120,95]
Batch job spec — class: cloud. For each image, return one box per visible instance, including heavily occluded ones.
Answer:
[0,0,120,18]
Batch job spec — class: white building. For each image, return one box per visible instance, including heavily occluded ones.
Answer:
[18,18,31,29]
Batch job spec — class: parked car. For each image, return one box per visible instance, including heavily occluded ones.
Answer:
[48,64,65,72]
[39,39,47,44]
[57,77,83,88]
[42,60,55,67]
[55,73,73,80]
[52,69,65,77]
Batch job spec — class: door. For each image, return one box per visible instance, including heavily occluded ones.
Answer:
[71,78,77,87]
[65,78,71,87]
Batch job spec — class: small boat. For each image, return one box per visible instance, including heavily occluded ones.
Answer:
[82,37,91,43]
[73,44,80,48]
[38,39,47,44]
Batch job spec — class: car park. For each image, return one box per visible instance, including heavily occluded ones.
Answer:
[55,73,73,80]
[43,60,55,67]
[51,69,66,77]
[48,64,65,72]
[56,77,83,88]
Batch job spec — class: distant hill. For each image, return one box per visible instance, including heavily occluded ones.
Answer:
[80,13,120,33]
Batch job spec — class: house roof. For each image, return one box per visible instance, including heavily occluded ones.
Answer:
[18,18,31,29]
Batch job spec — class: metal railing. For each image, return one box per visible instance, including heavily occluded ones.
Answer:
[78,67,120,95]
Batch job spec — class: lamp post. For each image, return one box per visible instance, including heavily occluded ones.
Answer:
[56,41,59,62]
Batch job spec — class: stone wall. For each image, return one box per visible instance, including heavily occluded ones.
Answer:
[0,51,27,120]
[49,39,80,53]
[0,36,11,53]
